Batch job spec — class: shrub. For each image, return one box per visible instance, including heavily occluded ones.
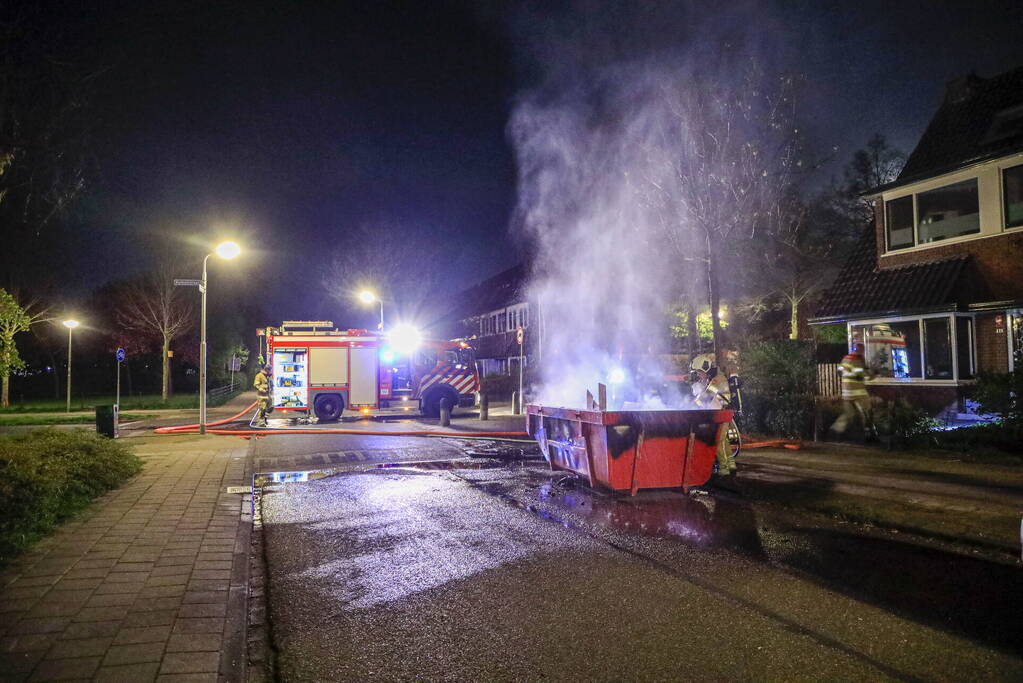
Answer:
[871,398,938,448]
[969,371,1023,434]
[932,421,1023,455]
[739,340,817,438]
[0,430,142,564]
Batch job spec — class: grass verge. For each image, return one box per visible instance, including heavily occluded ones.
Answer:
[0,389,245,413]
[0,430,143,566]
[0,414,153,426]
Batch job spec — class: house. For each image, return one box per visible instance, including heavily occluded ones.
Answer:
[444,264,535,377]
[812,67,1023,414]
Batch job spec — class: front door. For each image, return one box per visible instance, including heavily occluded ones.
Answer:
[1009,309,1023,372]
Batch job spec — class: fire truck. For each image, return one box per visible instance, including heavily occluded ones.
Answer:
[264,321,480,421]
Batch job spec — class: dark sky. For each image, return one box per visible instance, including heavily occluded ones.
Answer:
[30,0,1023,327]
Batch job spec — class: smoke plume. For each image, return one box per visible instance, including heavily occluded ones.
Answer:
[508,3,791,409]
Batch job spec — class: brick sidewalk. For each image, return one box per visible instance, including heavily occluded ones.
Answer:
[0,434,251,682]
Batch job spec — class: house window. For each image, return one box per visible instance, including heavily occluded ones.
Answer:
[923,318,953,379]
[886,321,922,378]
[886,196,914,250]
[956,317,974,379]
[1004,164,1023,228]
[916,179,980,243]
[521,305,529,327]
[849,315,975,381]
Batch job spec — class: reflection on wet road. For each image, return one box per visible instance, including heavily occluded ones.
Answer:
[259,457,1022,681]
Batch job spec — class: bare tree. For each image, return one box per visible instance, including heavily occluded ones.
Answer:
[0,5,99,283]
[117,266,194,401]
[759,135,905,339]
[839,133,906,225]
[643,61,803,355]
[756,188,839,339]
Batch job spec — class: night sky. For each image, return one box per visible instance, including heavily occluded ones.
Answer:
[15,0,1023,328]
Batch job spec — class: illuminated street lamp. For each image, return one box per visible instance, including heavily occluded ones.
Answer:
[63,319,79,413]
[358,290,384,330]
[200,241,240,434]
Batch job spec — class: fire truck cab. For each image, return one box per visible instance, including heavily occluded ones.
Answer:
[265,321,479,421]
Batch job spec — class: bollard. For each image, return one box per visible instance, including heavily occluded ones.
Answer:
[440,398,451,427]
[480,393,489,421]
[512,391,520,415]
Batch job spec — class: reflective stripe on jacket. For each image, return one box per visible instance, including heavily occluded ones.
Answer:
[839,354,868,399]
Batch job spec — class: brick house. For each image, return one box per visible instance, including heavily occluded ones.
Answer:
[812,67,1023,414]
[443,264,535,377]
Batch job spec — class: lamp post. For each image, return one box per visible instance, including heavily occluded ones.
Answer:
[199,241,241,434]
[358,291,384,330]
[63,319,79,413]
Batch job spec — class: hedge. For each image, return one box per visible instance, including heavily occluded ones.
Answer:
[0,430,142,565]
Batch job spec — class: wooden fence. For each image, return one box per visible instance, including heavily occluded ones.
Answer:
[816,363,841,397]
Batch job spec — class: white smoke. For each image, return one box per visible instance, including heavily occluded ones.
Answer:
[508,5,791,410]
[510,65,691,409]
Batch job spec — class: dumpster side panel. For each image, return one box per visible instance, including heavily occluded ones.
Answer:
[582,422,609,487]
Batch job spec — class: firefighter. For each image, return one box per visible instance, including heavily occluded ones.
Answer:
[829,344,876,440]
[254,364,271,427]
[688,353,739,481]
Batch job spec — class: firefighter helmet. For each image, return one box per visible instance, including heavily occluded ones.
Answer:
[690,353,716,374]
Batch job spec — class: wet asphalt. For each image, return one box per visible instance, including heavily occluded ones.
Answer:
[259,447,1023,682]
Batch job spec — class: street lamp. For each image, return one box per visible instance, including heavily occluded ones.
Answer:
[358,290,384,330]
[199,241,240,434]
[63,319,79,413]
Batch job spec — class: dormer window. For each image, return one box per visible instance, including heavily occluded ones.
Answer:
[917,179,980,243]
[1004,163,1023,228]
[884,178,980,250]
[885,196,914,250]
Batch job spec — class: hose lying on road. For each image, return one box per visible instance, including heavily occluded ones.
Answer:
[740,438,802,450]
[154,401,532,440]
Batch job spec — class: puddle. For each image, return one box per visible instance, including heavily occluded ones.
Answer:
[531,479,765,556]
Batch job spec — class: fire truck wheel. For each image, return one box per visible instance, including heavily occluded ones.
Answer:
[423,389,457,418]
[313,394,343,422]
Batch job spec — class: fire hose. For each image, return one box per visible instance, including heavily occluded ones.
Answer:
[154,401,532,441]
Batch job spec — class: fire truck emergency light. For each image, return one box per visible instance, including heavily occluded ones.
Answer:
[380,348,396,363]
[387,324,421,355]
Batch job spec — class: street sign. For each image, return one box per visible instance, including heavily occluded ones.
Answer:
[174,278,205,294]
[516,327,524,345]
[116,348,126,363]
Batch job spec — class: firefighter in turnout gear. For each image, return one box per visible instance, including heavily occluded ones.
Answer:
[688,353,740,483]
[829,344,876,440]
[254,365,271,427]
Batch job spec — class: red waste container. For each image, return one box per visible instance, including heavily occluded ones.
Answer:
[526,404,733,494]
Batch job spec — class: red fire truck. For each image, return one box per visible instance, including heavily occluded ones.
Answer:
[264,321,479,421]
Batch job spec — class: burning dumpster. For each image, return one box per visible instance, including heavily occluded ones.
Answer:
[526,404,733,495]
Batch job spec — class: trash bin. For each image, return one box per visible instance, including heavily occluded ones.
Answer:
[96,404,119,438]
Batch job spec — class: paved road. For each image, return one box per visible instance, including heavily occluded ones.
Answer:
[249,411,529,474]
[257,443,1023,681]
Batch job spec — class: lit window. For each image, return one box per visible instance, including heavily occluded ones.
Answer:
[917,179,980,243]
[1004,164,1023,228]
[850,316,975,381]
